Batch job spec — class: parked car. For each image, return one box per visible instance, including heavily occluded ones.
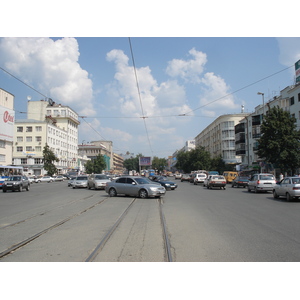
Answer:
[247,173,276,193]
[273,176,300,201]
[105,176,166,198]
[203,175,213,187]
[53,175,64,181]
[150,175,177,190]
[174,173,182,180]
[2,175,30,192]
[72,175,88,189]
[87,174,111,190]
[231,176,249,188]
[207,175,227,190]
[193,173,207,185]
[28,176,38,183]
[181,174,191,182]
[39,176,54,183]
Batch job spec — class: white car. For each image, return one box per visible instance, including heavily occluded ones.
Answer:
[174,173,182,179]
[194,173,207,185]
[248,173,276,193]
[203,175,213,187]
[39,176,54,183]
[72,175,88,189]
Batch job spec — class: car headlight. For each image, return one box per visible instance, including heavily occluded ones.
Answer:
[165,183,170,187]
[150,187,159,191]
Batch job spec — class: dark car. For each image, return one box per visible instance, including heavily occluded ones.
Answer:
[2,175,30,192]
[150,175,177,190]
[231,176,249,188]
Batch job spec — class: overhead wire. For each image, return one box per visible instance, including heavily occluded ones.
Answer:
[128,37,153,155]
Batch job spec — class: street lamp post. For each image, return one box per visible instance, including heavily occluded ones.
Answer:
[257,92,265,116]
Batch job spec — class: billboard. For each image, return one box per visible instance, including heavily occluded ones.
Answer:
[139,156,152,166]
[295,59,300,83]
[0,106,14,142]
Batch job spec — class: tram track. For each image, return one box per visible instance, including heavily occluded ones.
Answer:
[0,196,110,259]
[1,192,173,262]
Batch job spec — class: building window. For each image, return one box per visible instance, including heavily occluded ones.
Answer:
[0,140,5,148]
[34,158,42,164]
[17,136,23,142]
[0,154,5,162]
[17,146,23,152]
[17,127,23,132]
[35,146,42,152]
[26,126,33,132]
[298,93,300,102]
[35,126,42,132]
[290,96,295,106]
[21,158,27,164]
[26,136,32,142]
[26,146,34,151]
[36,136,42,142]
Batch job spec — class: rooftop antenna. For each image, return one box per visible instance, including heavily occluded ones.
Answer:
[241,105,245,113]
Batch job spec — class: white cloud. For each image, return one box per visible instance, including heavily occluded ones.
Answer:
[198,72,238,116]
[0,37,94,116]
[166,48,207,83]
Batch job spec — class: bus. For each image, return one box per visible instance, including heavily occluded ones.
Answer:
[0,165,24,188]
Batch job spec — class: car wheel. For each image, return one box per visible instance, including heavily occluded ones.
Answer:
[247,186,251,192]
[109,188,117,197]
[2,189,6,193]
[272,190,279,199]
[286,192,292,202]
[18,185,22,192]
[26,185,29,191]
[254,187,259,193]
[139,189,148,199]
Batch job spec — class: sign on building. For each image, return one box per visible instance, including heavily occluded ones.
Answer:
[0,106,14,142]
[295,59,300,84]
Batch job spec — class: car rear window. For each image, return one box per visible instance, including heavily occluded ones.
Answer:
[260,175,275,180]
[77,176,87,180]
[95,175,109,179]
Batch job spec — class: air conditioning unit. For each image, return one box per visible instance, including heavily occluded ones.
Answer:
[15,142,18,145]
[38,142,41,145]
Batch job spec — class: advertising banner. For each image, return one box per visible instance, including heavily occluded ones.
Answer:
[139,156,152,166]
[0,105,14,142]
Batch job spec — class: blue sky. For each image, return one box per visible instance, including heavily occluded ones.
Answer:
[1,3,300,159]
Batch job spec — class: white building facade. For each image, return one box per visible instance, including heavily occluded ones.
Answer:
[0,88,15,165]
[195,114,249,164]
[13,99,80,175]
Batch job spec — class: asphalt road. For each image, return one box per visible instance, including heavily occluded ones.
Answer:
[1,178,300,262]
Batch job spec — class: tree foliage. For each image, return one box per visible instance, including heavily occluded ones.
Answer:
[152,156,167,173]
[123,154,143,172]
[85,154,106,174]
[257,106,300,174]
[42,144,59,176]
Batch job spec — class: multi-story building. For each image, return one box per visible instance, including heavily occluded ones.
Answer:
[235,83,300,175]
[13,99,80,175]
[0,88,15,165]
[112,153,124,174]
[195,113,249,164]
[78,141,113,172]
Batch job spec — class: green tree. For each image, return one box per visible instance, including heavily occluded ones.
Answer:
[123,154,143,172]
[257,106,300,174]
[189,146,211,171]
[42,144,59,176]
[85,154,106,174]
[152,156,167,173]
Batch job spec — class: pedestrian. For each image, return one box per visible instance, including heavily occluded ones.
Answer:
[279,173,284,181]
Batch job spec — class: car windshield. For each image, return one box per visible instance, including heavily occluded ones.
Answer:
[260,175,275,180]
[292,178,300,184]
[7,176,22,181]
[76,176,88,180]
[134,178,151,184]
[157,177,168,181]
[95,175,109,180]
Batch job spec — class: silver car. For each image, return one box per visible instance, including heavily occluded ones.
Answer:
[247,173,276,193]
[105,176,166,198]
[273,176,300,201]
[72,175,88,189]
[87,174,111,190]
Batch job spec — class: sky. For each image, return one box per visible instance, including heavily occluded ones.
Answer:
[1,2,300,160]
